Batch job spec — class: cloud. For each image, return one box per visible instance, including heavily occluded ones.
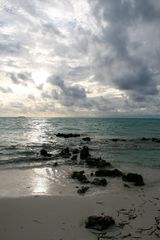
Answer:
[0,0,160,116]
[0,86,12,93]
[27,94,35,101]
[89,0,160,103]
[48,75,86,100]
[8,72,33,86]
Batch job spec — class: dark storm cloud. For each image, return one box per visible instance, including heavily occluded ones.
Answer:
[90,0,160,102]
[48,75,86,99]
[113,64,158,95]
[46,75,89,108]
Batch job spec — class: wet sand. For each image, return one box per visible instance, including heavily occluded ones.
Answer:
[0,165,160,239]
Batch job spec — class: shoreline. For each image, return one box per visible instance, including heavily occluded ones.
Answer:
[0,162,160,198]
[0,163,160,239]
[0,183,160,240]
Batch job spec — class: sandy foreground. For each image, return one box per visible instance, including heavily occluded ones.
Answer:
[0,166,160,240]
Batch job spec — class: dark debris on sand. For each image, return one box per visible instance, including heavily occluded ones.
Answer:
[122,173,144,186]
[77,186,89,195]
[85,215,115,231]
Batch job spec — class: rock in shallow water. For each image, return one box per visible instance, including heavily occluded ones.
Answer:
[91,178,107,186]
[86,157,111,168]
[71,155,77,161]
[82,137,91,141]
[40,149,52,157]
[95,169,123,177]
[122,173,144,186]
[72,148,80,154]
[56,133,80,138]
[85,215,115,231]
[60,147,71,158]
[80,146,90,159]
[71,171,90,184]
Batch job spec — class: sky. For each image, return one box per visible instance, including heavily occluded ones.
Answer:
[0,0,160,117]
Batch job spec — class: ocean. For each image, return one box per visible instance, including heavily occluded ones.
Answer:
[0,117,160,169]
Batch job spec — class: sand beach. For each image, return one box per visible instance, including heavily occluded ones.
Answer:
[0,165,160,240]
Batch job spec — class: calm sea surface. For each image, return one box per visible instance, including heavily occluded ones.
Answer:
[0,117,160,169]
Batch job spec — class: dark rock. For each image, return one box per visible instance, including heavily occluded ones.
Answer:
[72,148,80,154]
[53,162,58,167]
[60,147,71,158]
[71,171,90,184]
[82,137,91,141]
[77,186,89,194]
[152,137,157,142]
[56,133,80,138]
[71,155,77,161]
[80,146,90,160]
[112,138,118,142]
[86,157,111,168]
[91,178,107,186]
[40,149,52,157]
[141,137,148,141]
[124,183,130,188]
[95,169,123,177]
[90,172,94,177]
[85,215,115,231]
[122,173,144,186]
[152,138,160,143]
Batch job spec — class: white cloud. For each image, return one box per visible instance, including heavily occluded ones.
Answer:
[0,0,160,116]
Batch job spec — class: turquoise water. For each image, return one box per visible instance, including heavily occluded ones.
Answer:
[0,117,160,169]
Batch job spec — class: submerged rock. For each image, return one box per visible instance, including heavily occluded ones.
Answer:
[152,137,160,143]
[72,148,80,154]
[77,186,89,195]
[85,215,115,231]
[80,146,90,160]
[122,173,144,186]
[112,138,118,142]
[82,137,91,141]
[111,138,126,142]
[95,169,123,177]
[71,171,90,184]
[86,157,111,168]
[40,149,52,157]
[56,133,80,138]
[91,178,107,186]
[60,147,71,158]
[141,137,148,141]
[124,183,130,188]
[71,155,77,161]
